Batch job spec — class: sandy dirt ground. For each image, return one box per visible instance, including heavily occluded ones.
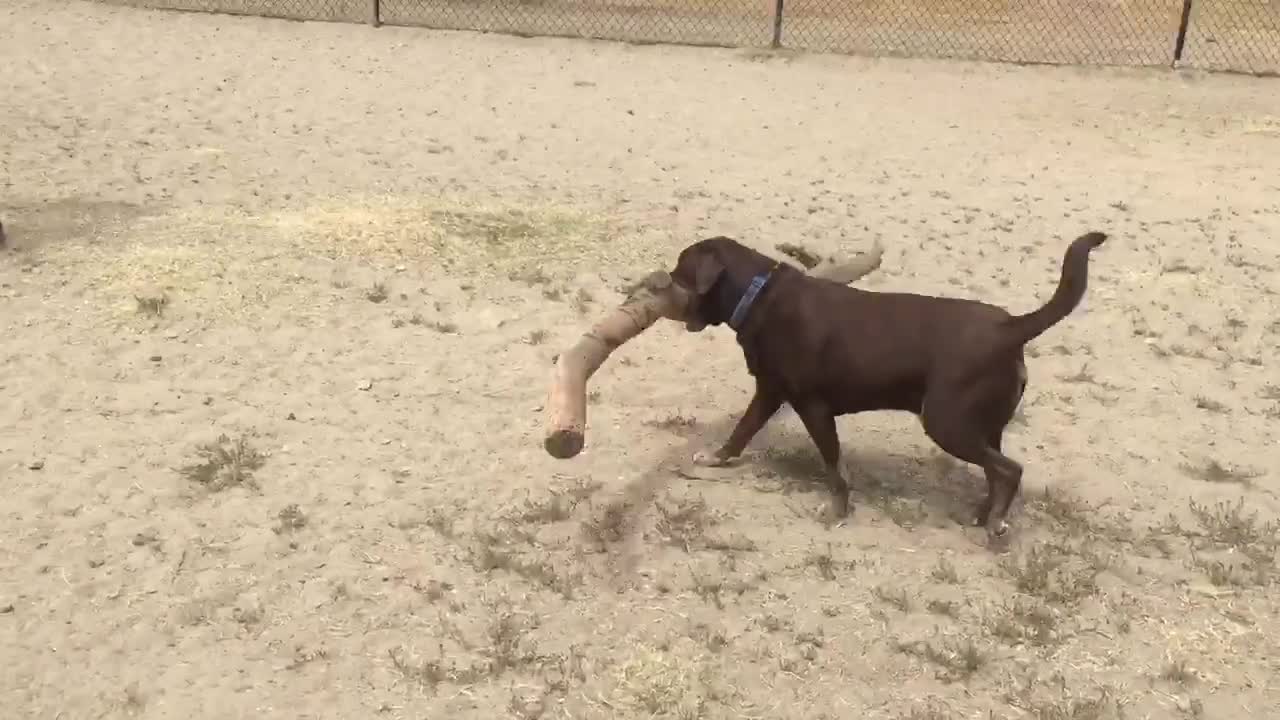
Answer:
[3,1,1280,718]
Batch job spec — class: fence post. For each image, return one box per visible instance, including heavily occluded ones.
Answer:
[1172,0,1193,65]
[770,0,784,48]
[368,0,381,26]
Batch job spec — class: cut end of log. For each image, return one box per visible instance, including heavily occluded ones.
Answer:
[809,239,885,285]
[544,429,585,459]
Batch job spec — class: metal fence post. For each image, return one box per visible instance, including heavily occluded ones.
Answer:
[1172,0,1193,65]
[770,0,785,48]
[762,0,783,47]
[368,0,380,26]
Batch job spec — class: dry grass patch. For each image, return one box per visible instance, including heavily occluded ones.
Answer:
[572,287,594,314]
[1057,364,1120,389]
[895,636,988,683]
[688,621,730,653]
[1193,395,1230,414]
[470,530,583,600]
[687,571,757,609]
[931,555,962,584]
[485,607,545,674]
[873,585,913,613]
[1188,498,1279,558]
[1179,458,1261,487]
[273,504,307,534]
[134,293,168,317]
[606,646,720,719]
[1149,498,1279,587]
[1007,684,1128,720]
[645,413,699,433]
[428,319,459,334]
[179,434,266,492]
[754,613,794,634]
[509,266,553,286]
[54,196,618,321]
[270,196,619,273]
[389,601,558,695]
[1026,487,1133,543]
[365,282,389,303]
[999,541,1104,606]
[388,645,489,693]
[925,598,960,618]
[503,479,602,526]
[423,487,600,599]
[985,598,1061,648]
[898,702,955,720]
[805,542,856,581]
[1160,657,1198,686]
[655,495,717,552]
[1192,553,1264,587]
[869,492,930,529]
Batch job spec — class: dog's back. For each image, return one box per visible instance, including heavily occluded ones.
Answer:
[762,281,1008,411]
[744,233,1106,416]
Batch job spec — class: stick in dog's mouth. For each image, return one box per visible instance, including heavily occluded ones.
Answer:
[543,271,693,459]
[542,240,884,460]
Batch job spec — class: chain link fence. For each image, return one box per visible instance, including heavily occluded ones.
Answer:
[1180,0,1280,73]
[381,0,771,47]
[779,0,1184,66]
[99,0,375,22]
[96,0,1280,75]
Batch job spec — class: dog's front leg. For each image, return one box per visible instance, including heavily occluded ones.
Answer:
[792,398,850,524]
[693,384,783,467]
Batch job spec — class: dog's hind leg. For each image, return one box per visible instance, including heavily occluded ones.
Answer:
[791,398,850,524]
[979,361,1028,531]
[973,433,998,529]
[972,425,1013,527]
[694,382,784,467]
[978,449,1023,540]
[921,395,1023,542]
[986,449,1024,534]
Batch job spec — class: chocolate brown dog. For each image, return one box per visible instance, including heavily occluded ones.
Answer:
[671,231,1107,540]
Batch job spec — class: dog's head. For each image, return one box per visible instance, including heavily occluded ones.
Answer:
[670,236,776,332]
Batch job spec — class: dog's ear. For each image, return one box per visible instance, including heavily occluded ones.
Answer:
[689,251,724,296]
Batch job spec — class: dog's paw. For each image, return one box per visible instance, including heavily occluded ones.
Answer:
[984,520,1012,551]
[821,497,852,529]
[692,450,733,468]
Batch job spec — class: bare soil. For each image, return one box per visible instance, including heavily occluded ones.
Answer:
[3,1,1280,718]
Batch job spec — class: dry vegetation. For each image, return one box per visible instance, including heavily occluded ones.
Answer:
[3,2,1280,719]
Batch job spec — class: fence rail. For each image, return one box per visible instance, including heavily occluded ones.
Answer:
[98,0,1280,75]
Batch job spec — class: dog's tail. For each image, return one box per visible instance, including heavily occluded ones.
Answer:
[998,231,1107,347]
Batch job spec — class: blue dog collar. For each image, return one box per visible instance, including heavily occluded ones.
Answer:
[728,272,771,331]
